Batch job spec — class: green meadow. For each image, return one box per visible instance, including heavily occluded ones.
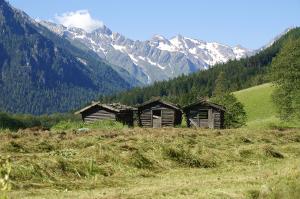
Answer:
[234,83,300,129]
[1,83,299,199]
[1,127,300,199]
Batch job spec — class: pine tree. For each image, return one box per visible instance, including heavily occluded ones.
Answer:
[211,72,247,128]
[213,72,227,96]
[271,38,300,121]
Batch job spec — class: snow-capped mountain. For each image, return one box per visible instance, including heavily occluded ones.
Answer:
[259,27,295,51]
[40,21,253,85]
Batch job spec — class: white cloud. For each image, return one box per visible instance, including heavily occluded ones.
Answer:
[55,10,104,32]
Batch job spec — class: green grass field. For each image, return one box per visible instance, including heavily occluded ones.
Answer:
[234,83,300,129]
[1,83,300,198]
[234,83,276,123]
[1,127,300,199]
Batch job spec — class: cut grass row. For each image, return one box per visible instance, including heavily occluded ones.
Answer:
[0,127,299,198]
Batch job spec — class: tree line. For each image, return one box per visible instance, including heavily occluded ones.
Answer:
[101,28,300,127]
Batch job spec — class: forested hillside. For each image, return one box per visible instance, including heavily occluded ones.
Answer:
[0,0,134,115]
[102,28,300,106]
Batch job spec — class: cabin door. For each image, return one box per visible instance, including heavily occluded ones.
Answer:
[152,110,162,128]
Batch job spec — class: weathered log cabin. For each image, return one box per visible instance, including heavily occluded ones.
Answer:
[75,102,136,126]
[183,100,225,129]
[137,99,182,128]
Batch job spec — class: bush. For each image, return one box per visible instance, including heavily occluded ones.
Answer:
[211,93,247,128]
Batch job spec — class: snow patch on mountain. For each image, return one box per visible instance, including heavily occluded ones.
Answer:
[112,44,126,52]
[39,20,253,85]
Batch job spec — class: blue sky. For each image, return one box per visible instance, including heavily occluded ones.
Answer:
[8,0,300,49]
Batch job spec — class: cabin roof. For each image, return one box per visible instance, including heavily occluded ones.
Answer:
[137,98,181,110]
[183,100,226,112]
[75,102,137,114]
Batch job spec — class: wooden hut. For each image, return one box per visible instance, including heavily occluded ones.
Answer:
[183,100,225,129]
[137,99,182,128]
[75,102,136,126]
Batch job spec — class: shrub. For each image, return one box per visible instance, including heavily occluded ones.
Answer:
[211,93,247,128]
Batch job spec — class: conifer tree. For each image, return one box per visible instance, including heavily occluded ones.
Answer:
[211,72,247,128]
[213,72,227,96]
[271,38,300,121]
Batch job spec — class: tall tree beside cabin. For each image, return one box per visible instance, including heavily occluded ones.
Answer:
[213,71,228,97]
[211,72,247,128]
[271,37,300,121]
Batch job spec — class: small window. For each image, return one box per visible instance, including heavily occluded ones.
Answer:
[153,110,162,117]
[198,110,208,119]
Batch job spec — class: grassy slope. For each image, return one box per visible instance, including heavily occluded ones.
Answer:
[234,83,277,128]
[233,83,300,128]
[2,84,300,198]
[1,128,299,199]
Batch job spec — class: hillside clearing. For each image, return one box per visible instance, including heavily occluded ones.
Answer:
[234,83,300,129]
[234,83,276,122]
[1,127,299,199]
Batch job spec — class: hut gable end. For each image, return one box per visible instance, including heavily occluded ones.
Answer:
[75,102,135,126]
[82,106,116,123]
[183,100,225,129]
[137,99,182,128]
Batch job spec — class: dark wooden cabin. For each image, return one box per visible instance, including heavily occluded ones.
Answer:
[137,99,182,128]
[183,100,225,129]
[75,102,136,126]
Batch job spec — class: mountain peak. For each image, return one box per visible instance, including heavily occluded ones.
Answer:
[151,34,167,41]
[235,44,248,50]
[174,34,184,40]
[93,24,112,35]
[39,19,253,84]
[0,1,133,114]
